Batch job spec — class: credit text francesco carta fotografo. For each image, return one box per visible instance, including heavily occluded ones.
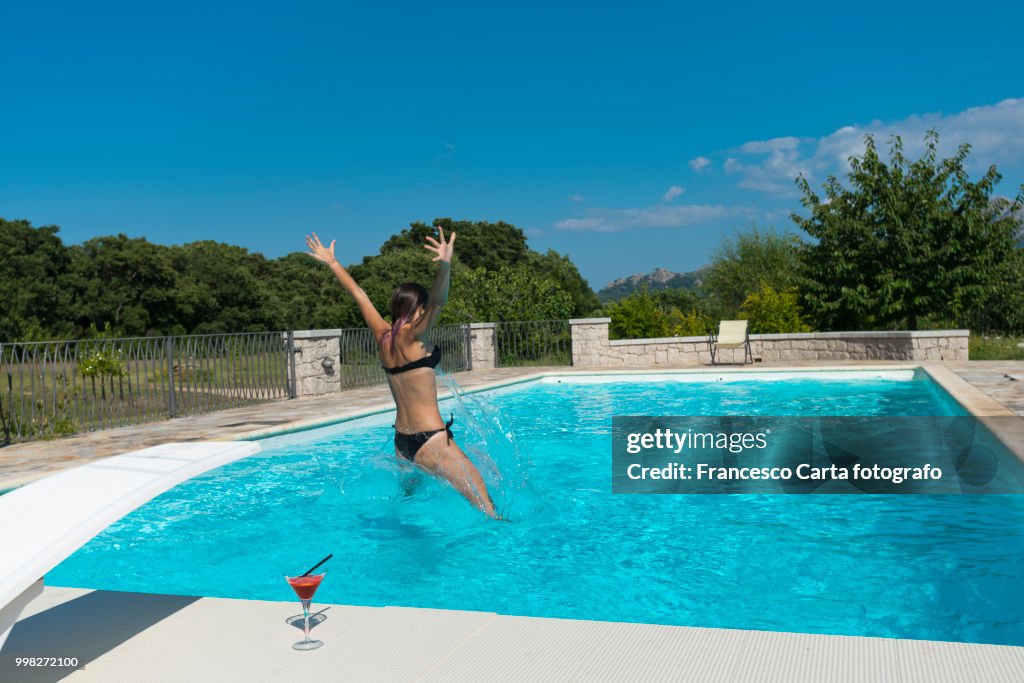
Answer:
[624,427,943,484]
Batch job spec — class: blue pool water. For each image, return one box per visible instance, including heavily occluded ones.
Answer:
[50,371,1024,646]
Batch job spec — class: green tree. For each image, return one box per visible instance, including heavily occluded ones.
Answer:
[667,307,714,336]
[605,290,671,339]
[343,247,461,326]
[1,216,598,338]
[66,234,179,336]
[739,285,810,333]
[703,226,801,317]
[653,287,706,314]
[379,218,530,271]
[525,249,602,317]
[260,252,346,330]
[446,265,574,322]
[166,241,276,334]
[0,218,74,341]
[794,131,1024,331]
[343,218,595,323]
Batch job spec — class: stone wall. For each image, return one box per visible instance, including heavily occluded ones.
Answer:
[292,329,341,397]
[288,322,969,393]
[569,319,969,367]
[468,323,497,370]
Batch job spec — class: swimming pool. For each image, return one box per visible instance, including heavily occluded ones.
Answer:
[49,369,1024,646]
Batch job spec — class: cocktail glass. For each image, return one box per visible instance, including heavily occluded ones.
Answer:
[284,571,326,650]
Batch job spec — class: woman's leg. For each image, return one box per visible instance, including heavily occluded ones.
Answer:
[412,433,497,517]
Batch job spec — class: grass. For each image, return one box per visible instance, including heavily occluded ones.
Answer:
[969,334,1024,360]
[497,351,572,367]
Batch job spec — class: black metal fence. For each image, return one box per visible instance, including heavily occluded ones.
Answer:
[0,332,293,444]
[337,323,472,390]
[495,320,572,367]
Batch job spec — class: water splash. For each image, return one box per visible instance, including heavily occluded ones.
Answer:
[312,371,544,522]
[435,370,545,521]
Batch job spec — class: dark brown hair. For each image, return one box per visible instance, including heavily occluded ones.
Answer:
[385,282,429,354]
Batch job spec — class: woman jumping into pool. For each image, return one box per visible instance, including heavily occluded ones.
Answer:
[305,227,498,518]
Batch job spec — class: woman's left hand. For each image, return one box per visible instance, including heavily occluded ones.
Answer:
[424,226,456,263]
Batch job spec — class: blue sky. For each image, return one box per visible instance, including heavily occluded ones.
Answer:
[2,1,1023,289]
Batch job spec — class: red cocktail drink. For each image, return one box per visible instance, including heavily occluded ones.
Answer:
[284,571,326,650]
[287,574,323,601]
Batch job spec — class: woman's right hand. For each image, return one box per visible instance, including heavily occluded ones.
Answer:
[305,232,337,265]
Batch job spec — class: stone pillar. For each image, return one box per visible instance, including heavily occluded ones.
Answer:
[947,331,970,361]
[468,323,497,370]
[291,329,341,397]
[570,318,612,367]
[910,330,970,361]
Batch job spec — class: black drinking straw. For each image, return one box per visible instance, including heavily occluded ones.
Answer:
[301,554,332,577]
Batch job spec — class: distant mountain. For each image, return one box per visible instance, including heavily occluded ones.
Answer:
[598,267,708,302]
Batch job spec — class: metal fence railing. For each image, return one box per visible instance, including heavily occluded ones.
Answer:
[337,323,472,390]
[0,320,573,444]
[0,332,293,444]
[495,320,572,367]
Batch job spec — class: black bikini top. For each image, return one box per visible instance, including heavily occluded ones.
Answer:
[383,345,442,375]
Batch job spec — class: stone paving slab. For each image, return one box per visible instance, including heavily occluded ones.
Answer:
[947,361,1024,417]
[2,587,1023,683]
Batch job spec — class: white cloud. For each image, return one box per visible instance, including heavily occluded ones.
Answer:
[688,156,712,171]
[567,193,586,202]
[662,185,684,202]
[702,98,1024,196]
[739,137,802,154]
[554,204,755,233]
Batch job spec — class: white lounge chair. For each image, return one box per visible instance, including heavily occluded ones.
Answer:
[0,441,261,650]
[707,320,753,365]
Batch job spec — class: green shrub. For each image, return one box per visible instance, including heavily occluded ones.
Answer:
[668,308,714,337]
[77,347,126,377]
[606,292,670,339]
[739,285,810,334]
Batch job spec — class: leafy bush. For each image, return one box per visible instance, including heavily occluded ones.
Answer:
[703,226,802,316]
[739,285,810,334]
[77,347,126,377]
[668,308,714,337]
[606,292,670,339]
[446,265,574,322]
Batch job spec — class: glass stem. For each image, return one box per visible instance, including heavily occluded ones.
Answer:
[301,599,311,643]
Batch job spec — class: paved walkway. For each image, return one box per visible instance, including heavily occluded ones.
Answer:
[2,586,1022,683]
[947,361,1024,416]
[3,361,1024,491]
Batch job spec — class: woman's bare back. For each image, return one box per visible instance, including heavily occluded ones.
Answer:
[381,327,445,433]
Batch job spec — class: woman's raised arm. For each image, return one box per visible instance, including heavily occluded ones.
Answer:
[305,232,389,340]
[411,227,455,336]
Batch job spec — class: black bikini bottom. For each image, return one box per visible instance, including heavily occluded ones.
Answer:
[394,414,454,462]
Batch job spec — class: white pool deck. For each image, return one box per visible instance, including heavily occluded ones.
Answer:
[0,442,263,655]
[2,363,1024,680]
[3,585,1024,682]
